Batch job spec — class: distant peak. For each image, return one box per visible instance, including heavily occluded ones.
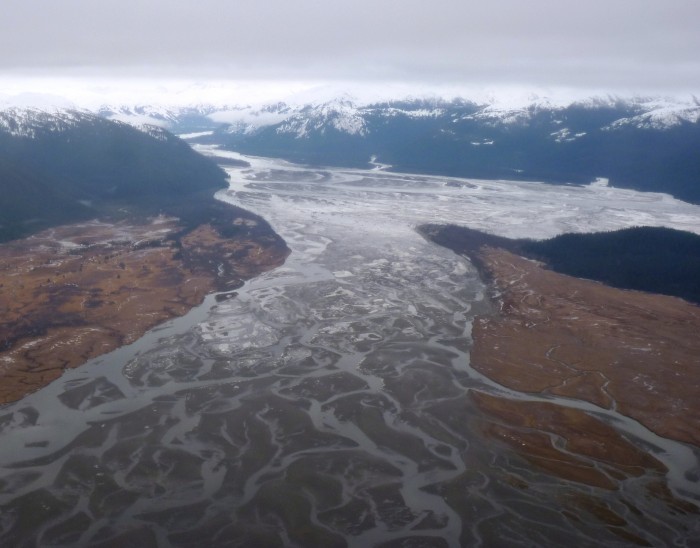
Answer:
[0,107,96,139]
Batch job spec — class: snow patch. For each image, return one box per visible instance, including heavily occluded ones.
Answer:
[106,112,170,128]
[0,107,94,139]
[605,97,700,130]
[178,130,214,139]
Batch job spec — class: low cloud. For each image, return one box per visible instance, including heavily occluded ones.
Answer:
[1,0,699,93]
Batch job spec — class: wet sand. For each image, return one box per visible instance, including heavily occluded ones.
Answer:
[0,209,288,404]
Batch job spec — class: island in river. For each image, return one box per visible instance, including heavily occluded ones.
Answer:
[0,199,288,405]
[420,224,700,545]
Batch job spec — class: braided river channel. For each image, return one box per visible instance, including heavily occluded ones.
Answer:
[2,146,700,547]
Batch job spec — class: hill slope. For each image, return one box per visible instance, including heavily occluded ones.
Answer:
[420,224,700,304]
[196,96,700,204]
[0,108,228,241]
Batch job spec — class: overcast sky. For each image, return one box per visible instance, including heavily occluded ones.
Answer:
[1,0,699,101]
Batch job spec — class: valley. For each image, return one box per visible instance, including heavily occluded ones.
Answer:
[1,150,699,546]
[182,95,700,204]
[2,1,699,544]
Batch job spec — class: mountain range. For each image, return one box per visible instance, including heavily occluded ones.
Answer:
[3,91,699,224]
[92,93,700,204]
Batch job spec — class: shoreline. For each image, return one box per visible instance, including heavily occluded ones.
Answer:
[467,246,700,448]
[0,202,289,405]
[422,225,700,539]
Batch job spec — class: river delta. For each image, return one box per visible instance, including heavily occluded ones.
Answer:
[1,149,699,546]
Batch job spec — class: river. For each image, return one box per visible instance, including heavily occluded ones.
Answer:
[1,149,699,546]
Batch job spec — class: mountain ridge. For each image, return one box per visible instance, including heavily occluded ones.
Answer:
[6,92,699,204]
[0,107,229,241]
[420,224,700,305]
[195,95,700,204]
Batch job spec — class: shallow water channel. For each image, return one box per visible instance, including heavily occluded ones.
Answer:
[1,150,700,546]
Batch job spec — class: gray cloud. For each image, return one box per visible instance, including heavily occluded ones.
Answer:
[1,0,699,92]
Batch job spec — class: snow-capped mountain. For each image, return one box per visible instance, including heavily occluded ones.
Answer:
[210,96,471,138]
[87,88,700,139]
[188,94,700,204]
[0,107,227,242]
[205,94,700,136]
[602,97,700,130]
[97,104,223,134]
[6,89,698,205]
[0,107,189,144]
[0,107,97,139]
[276,98,369,138]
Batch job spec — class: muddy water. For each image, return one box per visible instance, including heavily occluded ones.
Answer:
[1,150,700,547]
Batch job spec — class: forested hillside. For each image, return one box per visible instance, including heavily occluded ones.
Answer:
[0,109,228,241]
[205,98,700,204]
[421,224,700,304]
